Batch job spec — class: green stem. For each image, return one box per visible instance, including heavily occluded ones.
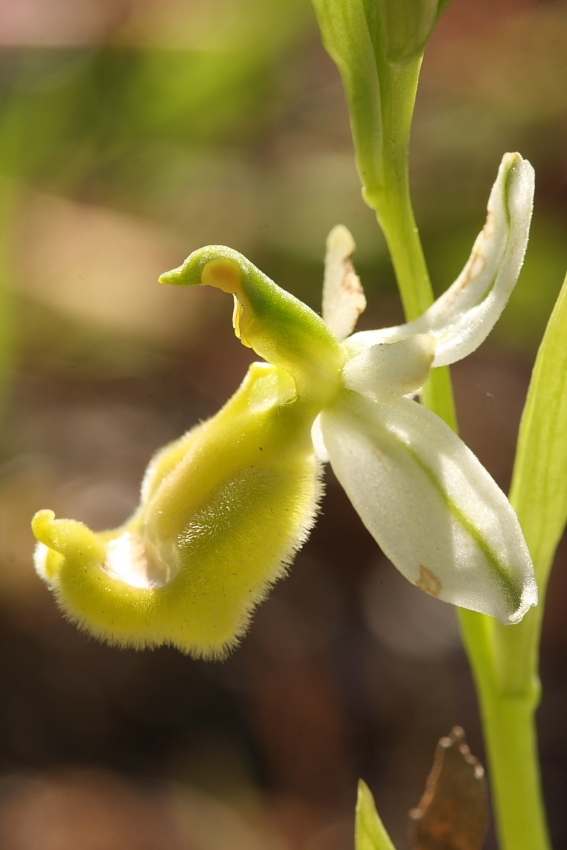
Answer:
[374,173,433,319]
[370,172,456,428]
[478,679,549,848]
[362,59,432,321]
[364,58,457,430]
[459,609,550,850]
[360,55,456,429]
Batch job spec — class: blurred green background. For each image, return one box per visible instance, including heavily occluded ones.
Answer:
[0,1,566,848]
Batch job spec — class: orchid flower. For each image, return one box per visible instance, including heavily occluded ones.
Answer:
[32,153,537,657]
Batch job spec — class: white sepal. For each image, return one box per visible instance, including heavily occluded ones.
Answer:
[320,395,537,624]
[345,153,534,366]
[322,225,366,341]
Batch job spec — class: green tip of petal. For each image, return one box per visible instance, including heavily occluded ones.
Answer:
[158,268,184,286]
[159,247,244,293]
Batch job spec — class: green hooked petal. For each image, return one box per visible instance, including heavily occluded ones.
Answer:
[160,246,344,407]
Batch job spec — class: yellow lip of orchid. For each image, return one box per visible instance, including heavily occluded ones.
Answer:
[33,362,322,658]
[32,152,537,656]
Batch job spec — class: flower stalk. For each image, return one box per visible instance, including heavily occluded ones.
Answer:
[373,91,551,850]
[389,178,551,850]
[311,4,554,848]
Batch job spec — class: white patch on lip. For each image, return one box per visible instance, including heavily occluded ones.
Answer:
[105,532,174,589]
[33,541,51,581]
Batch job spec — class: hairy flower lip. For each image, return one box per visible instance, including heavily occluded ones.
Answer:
[34,524,175,591]
[32,364,323,657]
[105,532,175,589]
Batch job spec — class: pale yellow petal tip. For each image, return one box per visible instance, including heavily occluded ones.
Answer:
[31,508,56,544]
[32,508,106,585]
[502,150,532,176]
[326,223,355,255]
[502,151,521,168]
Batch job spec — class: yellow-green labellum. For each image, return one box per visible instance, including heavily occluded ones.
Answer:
[33,363,322,658]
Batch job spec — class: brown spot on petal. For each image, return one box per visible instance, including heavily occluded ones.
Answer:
[334,260,366,326]
[322,225,366,340]
[343,260,363,295]
[442,248,487,309]
[416,565,442,597]
[482,209,497,239]
[467,250,487,283]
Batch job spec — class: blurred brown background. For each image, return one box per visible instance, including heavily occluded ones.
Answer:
[0,0,566,848]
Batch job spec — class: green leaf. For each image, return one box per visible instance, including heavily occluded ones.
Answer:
[510,269,567,594]
[355,780,398,850]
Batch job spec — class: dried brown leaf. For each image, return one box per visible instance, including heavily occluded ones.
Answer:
[408,726,489,850]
